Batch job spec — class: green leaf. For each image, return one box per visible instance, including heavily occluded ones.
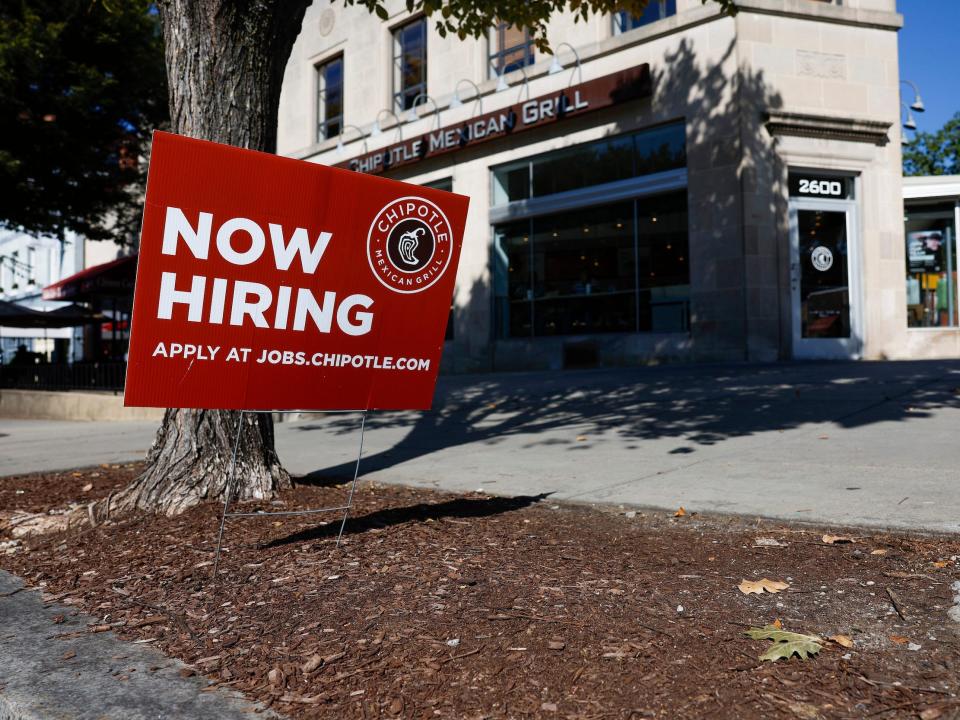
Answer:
[746,625,823,662]
[758,639,822,662]
[374,4,389,20]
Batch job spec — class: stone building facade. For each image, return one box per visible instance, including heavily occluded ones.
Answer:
[277,0,951,371]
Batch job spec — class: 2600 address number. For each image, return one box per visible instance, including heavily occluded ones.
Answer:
[798,179,843,196]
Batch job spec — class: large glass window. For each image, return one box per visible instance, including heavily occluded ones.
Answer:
[904,201,958,328]
[489,22,535,79]
[494,191,689,338]
[492,123,686,206]
[393,18,427,113]
[613,0,677,34]
[316,56,343,143]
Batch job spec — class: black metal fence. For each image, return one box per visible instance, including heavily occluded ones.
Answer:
[0,362,126,392]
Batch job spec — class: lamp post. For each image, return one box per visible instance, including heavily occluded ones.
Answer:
[547,42,583,86]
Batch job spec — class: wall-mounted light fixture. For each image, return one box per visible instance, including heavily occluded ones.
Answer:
[900,80,925,114]
[547,42,583,86]
[335,124,369,156]
[407,94,441,128]
[514,66,531,103]
[370,109,402,141]
[449,79,483,115]
[901,102,917,131]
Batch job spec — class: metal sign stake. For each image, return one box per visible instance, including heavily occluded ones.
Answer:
[212,409,368,580]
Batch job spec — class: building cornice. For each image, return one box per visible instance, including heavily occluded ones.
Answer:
[735,0,903,32]
[764,111,892,146]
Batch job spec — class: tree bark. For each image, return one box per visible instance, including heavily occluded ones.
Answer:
[97,0,309,518]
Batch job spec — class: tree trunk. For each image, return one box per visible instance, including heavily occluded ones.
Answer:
[97,0,309,518]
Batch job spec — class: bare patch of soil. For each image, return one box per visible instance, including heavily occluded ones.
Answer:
[1,469,958,719]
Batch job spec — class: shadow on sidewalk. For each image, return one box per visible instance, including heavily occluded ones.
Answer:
[290,360,960,486]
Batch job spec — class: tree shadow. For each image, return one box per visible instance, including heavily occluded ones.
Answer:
[289,358,960,482]
[262,491,553,547]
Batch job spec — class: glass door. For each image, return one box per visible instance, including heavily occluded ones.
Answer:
[789,201,861,359]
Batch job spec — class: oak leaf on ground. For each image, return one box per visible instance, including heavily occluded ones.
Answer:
[746,626,822,662]
[738,578,790,595]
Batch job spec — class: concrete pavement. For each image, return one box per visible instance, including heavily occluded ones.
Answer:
[0,571,271,720]
[2,360,959,533]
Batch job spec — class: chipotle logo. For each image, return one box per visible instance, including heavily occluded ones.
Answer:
[367,196,453,294]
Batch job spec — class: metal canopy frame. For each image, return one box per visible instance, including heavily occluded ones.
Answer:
[212,409,368,578]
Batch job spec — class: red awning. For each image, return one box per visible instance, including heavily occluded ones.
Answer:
[42,254,137,302]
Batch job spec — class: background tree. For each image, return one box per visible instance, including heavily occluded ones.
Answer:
[0,0,168,249]
[97,0,735,521]
[903,112,960,176]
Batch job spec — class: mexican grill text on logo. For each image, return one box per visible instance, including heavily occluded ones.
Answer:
[123,131,468,412]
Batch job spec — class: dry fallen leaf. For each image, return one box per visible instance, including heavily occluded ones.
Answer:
[772,618,783,629]
[575,435,587,442]
[830,634,854,648]
[547,640,565,650]
[890,635,909,645]
[81,483,93,492]
[822,534,855,545]
[919,707,945,720]
[62,649,76,660]
[870,549,888,556]
[739,578,790,595]
[753,537,786,548]
[746,626,822,662]
[932,560,950,568]
[674,507,687,517]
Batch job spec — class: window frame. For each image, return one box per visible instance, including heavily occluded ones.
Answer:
[488,22,535,79]
[315,54,344,143]
[612,0,676,35]
[392,17,428,114]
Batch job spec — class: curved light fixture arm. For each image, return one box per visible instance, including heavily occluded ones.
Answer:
[900,79,925,113]
[900,102,917,131]
[452,78,483,115]
[409,93,441,129]
[372,108,403,141]
[551,42,583,87]
[336,124,369,155]
[515,65,531,103]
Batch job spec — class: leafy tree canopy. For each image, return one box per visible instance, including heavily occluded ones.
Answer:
[0,0,167,246]
[343,0,737,50]
[903,112,960,176]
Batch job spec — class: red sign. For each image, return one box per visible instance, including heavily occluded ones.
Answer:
[124,131,468,411]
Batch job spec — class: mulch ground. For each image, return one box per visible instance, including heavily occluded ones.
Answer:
[1,466,959,720]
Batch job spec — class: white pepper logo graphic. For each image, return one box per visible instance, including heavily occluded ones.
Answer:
[398,227,425,266]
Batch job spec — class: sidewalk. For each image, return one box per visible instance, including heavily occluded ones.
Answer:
[2,359,959,533]
[0,570,272,719]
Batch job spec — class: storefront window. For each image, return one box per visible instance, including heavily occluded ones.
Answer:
[904,202,958,328]
[494,191,689,338]
[492,123,685,206]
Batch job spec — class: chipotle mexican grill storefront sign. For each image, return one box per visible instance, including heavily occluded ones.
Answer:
[338,66,652,175]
